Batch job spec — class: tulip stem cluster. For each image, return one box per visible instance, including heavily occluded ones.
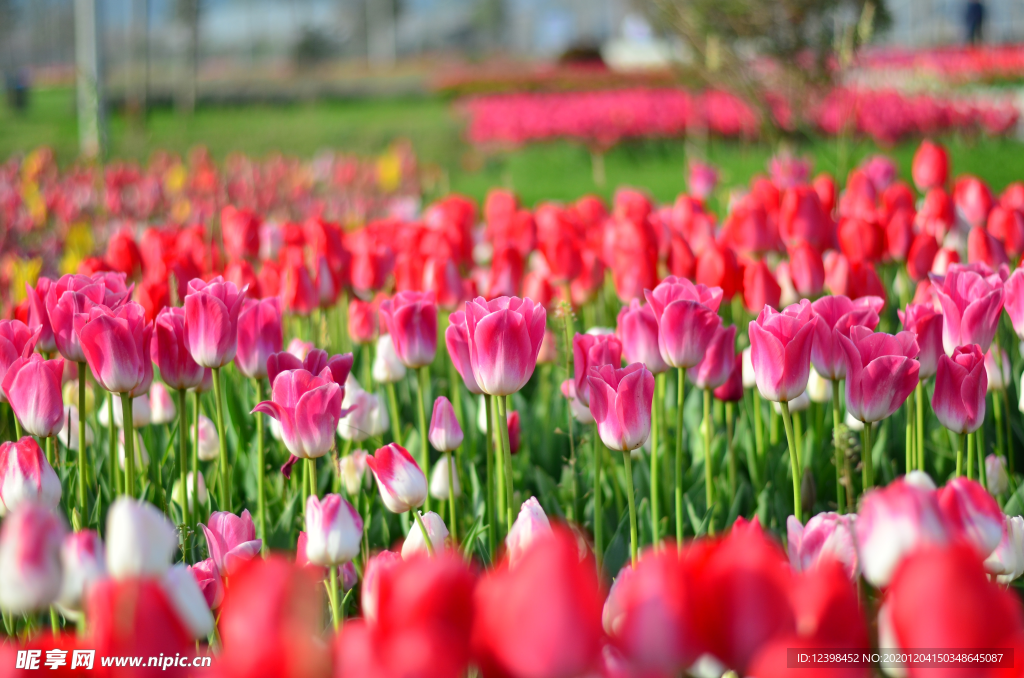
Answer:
[675,368,686,544]
[592,424,603,567]
[497,396,516,532]
[650,373,662,549]
[77,365,87,521]
[177,388,190,547]
[703,388,715,535]
[779,400,802,522]
[416,366,431,513]
[253,379,267,555]
[121,396,136,498]
[211,368,230,512]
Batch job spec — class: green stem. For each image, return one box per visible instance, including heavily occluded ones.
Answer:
[77,364,87,522]
[50,607,59,635]
[780,400,802,522]
[916,380,926,472]
[753,389,764,462]
[561,310,579,525]
[254,379,267,556]
[493,397,505,532]
[416,366,431,513]
[623,450,638,568]
[211,368,230,511]
[497,396,515,531]
[484,394,496,557]
[832,380,846,514]
[412,509,436,556]
[726,401,736,502]
[967,431,975,480]
[1005,384,1015,475]
[12,409,20,440]
[957,431,966,478]
[592,422,603,569]
[650,372,662,549]
[308,457,318,500]
[995,390,1006,464]
[703,388,715,535]
[862,420,874,491]
[121,395,135,498]
[328,566,341,631]
[906,388,915,475]
[675,368,685,544]
[446,451,458,544]
[386,382,402,447]
[977,430,987,489]
[177,389,190,556]
[192,391,201,557]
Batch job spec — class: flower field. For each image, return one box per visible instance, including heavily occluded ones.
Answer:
[0,137,1023,677]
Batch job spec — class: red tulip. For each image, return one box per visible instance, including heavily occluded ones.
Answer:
[221,205,261,261]
[987,206,1024,258]
[824,252,886,303]
[898,302,944,378]
[787,241,825,297]
[931,246,960,275]
[790,558,869,648]
[105,229,143,278]
[720,195,772,256]
[667,234,697,280]
[742,259,781,313]
[838,217,884,263]
[810,295,882,381]
[488,247,525,299]
[933,344,987,435]
[917,187,956,240]
[184,276,247,369]
[588,363,654,451]
[0,320,39,403]
[839,326,920,424]
[882,180,916,222]
[472,526,604,678]
[812,173,836,215]
[747,300,815,402]
[76,302,152,395]
[136,278,170,322]
[696,242,743,300]
[235,297,283,381]
[886,208,915,261]
[379,291,438,369]
[912,139,949,191]
[616,299,669,375]
[906,233,940,282]
[937,477,1003,558]
[279,253,317,316]
[348,297,378,345]
[954,176,994,228]
[931,263,1004,354]
[967,225,1010,269]
[24,277,54,354]
[536,204,583,283]
[151,307,204,391]
[573,332,622,407]
[780,186,829,252]
[688,324,738,391]
[644,276,723,370]
[423,257,466,310]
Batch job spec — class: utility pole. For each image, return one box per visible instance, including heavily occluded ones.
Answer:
[126,0,148,124]
[367,0,396,68]
[74,0,105,158]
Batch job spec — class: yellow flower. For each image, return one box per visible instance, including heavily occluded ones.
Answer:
[376,150,402,194]
[60,223,95,275]
[11,257,42,305]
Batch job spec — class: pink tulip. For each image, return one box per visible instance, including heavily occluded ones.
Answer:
[235,297,283,380]
[786,512,859,579]
[810,295,883,381]
[937,477,1003,558]
[366,443,427,513]
[304,494,363,566]
[587,363,655,452]
[379,291,438,369]
[252,369,346,459]
[898,302,944,378]
[184,276,247,369]
[446,311,484,394]
[930,263,1004,355]
[616,299,669,375]
[644,276,723,369]
[933,344,988,434]
[505,497,552,568]
[45,273,129,364]
[200,510,262,577]
[266,348,353,389]
[150,307,204,391]
[1003,268,1024,341]
[57,529,107,613]
[25,278,55,354]
[0,321,39,403]
[429,396,463,452]
[839,326,920,424]
[0,437,61,515]
[688,160,718,200]
[687,324,737,390]
[1,354,64,438]
[188,558,224,610]
[0,502,66,613]
[453,296,547,397]
[856,478,950,587]
[747,300,816,402]
[75,302,152,395]
[573,333,622,408]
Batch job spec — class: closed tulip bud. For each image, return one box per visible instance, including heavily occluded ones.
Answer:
[0,320,39,403]
[743,259,782,314]
[183,276,247,369]
[187,557,224,610]
[106,498,178,578]
[933,344,988,434]
[984,515,1024,584]
[161,562,216,640]
[616,299,668,375]
[505,496,552,568]
[748,300,816,402]
[401,511,448,559]
[810,295,883,381]
[787,241,826,298]
[348,298,377,345]
[304,494,363,566]
[194,414,219,461]
[986,454,1009,495]
[339,450,369,497]
[77,302,152,395]
[560,379,594,424]
[338,379,388,442]
[1004,268,1024,341]
[372,334,407,384]
[172,471,208,513]
[59,405,94,452]
[201,510,262,577]
[252,368,346,459]
[429,455,461,500]
[805,367,832,403]
[645,276,723,369]
[840,327,920,424]
[907,233,940,282]
[856,478,950,587]
[367,443,427,513]
[898,302,944,378]
[688,324,737,391]
[1,354,64,438]
[0,437,61,516]
[379,291,438,368]
[150,307,204,392]
[573,333,622,408]
[235,297,282,380]
[937,477,1003,558]
[148,382,176,425]
[787,513,859,579]
[56,530,106,616]
[0,503,66,613]
[429,396,463,452]
[587,363,654,452]
[25,278,55,354]
[931,263,1004,355]
[456,296,547,396]
[912,139,949,192]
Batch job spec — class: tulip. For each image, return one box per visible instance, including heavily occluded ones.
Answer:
[933,345,987,479]
[644,275,723,370]
[616,299,669,375]
[267,348,353,389]
[1003,268,1024,341]
[986,454,1009,495]
[897,302,943,379]
[786,513,859,579]
[688,160,717,199]
[931,263,1004,355]
[0,502,66,613]
[117,431,149,472]
[56,530,106,617]
[147,381,175,425]
[348,297,377,345]
[841,327,920,425]
[984,515,1024,584]
[0,437,61,516]
[742,259,781,314]
[287,338,315,360]
[366,443,427,514]
[936,477,1002,559]
[0,320,40,403]
[911,139,949,191]
[161,562,216,640]
[304,494,362,566]
[749,300,817,403]
[99,393,150,429]
[401,511,448,559]
[429,396,463,452]
[573,332,622,408]
[105,497,178,578]
[809,295,882,382]
[855,478,950,587]
[279,256,317,315]
[505,496,552,569]
[252,368,346,460]
[25,277,55,354]
[688,324,737,391]
[195,414,219,461]
[188,557,224,610]
[787,241,825,298]
[988,205,1024,258]
[372,334,407,384]
[201,510,262,577]
[235,297,283,380]
[337,378,389,442]
[45,274,130,364]
[59,404,94,452]
[379,291,437,369]
[429,455,461,500]
[561,379,594,424]
[150,307,204,392]
[172,471,208,513]
[183,276,246,369]
[906,233,940,281]
[457,296,547,397]
[339,450,369,497]
[1,354,63,438]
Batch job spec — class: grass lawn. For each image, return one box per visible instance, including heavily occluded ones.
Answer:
[3,87,1023,208]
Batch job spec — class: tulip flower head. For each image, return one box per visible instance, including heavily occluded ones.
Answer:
[76,301,153,394]
[339,450,369,497]
[105,498,178,579]
[747,299,816,402]
[505,497,552,568]
[266,348,353,390]
[587,363,655,452]
[304,494,363,566]
[252,368,347,459]
[573,332,623,408]
[986,454,1009,495]
[45,273,131,364]
[201,510,262,577]
[2,354,64,438]
[0,502,66,613]
[936,477,1003,558]
[366,443,428,513]
[401,511,449,559]
[184,276,247,369]
[150,307,204,391]
[840,327,920,424]
[688,324,738,390]
[787,512,859,579]
[337,377,389,442]
[644,276,723,369]
[930,263,1004,355]
[0,437,61,516]
[0,320,40,402]
[379,291,438,369]
[429,396,463,452]
[189,557,225,610]
[616,299,669,375]
[898,302,944,379]
[810,294,883,381]
[429,455,461,501]
[984,515,1024,584]
[933,344,988,434]
[372,334,407,384]
[56,529,106,617]
[235,297,283,380]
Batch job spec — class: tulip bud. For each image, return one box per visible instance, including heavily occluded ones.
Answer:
[379,291,438,369]
[361,550,402,622]
[786,512,858,579]
[106,498,178,578]
[184,277,247,369]
[986,454,1009,495]
[741,346,756,389]
[187,558,224,612]
[367,443,427,513]
[372,334,407,384]
[200,510,262,577]
[429,455,461,501]
[148,382,176,425]
[428,396,463,452]
[588,364,655,452]
[337,377,389,442]
[196,414,219,461]
[0,437,61,516]
[161,563,215,639]
[506,497,552,568]
[100,393,151,429]
[401,511,448,559]
[984,515,1024,584]
[937,477,1003,558]
[56,530,106,617]
[0,503,66,613]
[934,344,988,434]
[2,354,64,438]
[748,300,816,403]
[304,494,363,566]
[339,450,370,497]
[172,471,209,513]
[287,338,314,360]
